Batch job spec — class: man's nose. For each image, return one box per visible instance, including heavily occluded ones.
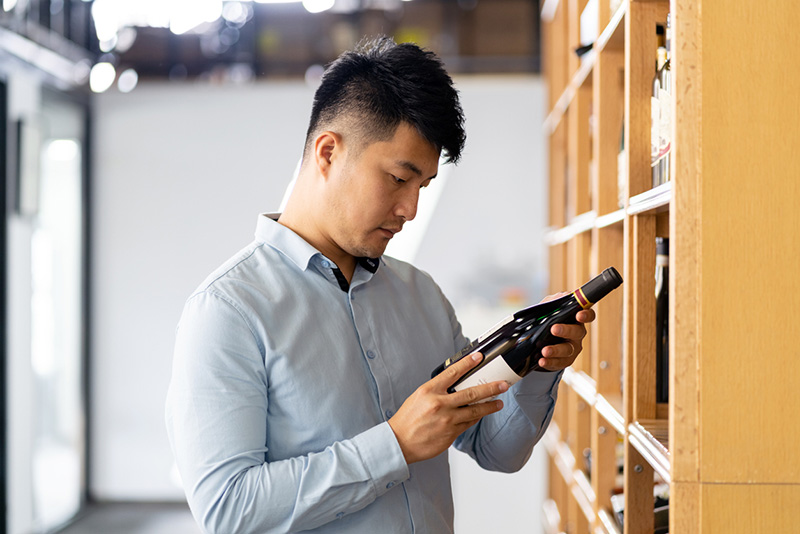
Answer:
[395,188,419,221]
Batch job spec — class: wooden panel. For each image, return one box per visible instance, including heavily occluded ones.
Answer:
[623,442,654,534]
[698,2,800,484]
[592,48,625,216]
[670,482,700,534]
[669,0,700,485]
[569,233,593,374]
[631,214,656,421]
[591,225,624,396]
[700,483,800,533]
[550,121,568,228]
[590,408,619,523]
[567,84,593,219]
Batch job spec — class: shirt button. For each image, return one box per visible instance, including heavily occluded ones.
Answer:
[385,409,393,419]
[386,481,395,489]
[366,350,376,359]
[321,260,331,268]
[336,512,344,519]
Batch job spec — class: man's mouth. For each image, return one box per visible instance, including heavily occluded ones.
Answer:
[380,227,402,238]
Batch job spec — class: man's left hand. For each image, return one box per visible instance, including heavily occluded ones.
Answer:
[536,293,596,371]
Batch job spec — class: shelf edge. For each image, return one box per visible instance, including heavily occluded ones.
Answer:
[595,393,625,435]
[627,181,672,216]
[628,422,671,483]
[597,509,622,534]
[545,210,597,246]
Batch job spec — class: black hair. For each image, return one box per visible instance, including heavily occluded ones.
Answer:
[303,37,466,164]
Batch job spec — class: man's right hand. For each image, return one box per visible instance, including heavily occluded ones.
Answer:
[387,352,508,464]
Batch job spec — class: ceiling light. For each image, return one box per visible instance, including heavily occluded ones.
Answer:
[302,0,333,13]
[89,62,117,93]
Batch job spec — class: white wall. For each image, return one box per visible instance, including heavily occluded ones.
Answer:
[92,75,549,533]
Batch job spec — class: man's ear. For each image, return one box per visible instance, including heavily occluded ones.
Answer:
[314,131,342,179]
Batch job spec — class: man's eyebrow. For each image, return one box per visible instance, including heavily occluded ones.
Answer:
[395,160,438,180]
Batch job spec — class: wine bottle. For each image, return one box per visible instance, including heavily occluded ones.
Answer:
[432,267,623,396]
[651,24,667,187]
[655,237,669,403]
[657,13,672,184]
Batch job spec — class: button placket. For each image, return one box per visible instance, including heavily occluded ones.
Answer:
[349,292,396,424]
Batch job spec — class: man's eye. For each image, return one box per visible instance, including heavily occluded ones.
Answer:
[391,175,406,184]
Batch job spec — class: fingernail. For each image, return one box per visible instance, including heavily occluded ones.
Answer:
[471,353,482,362]
[498,381,509,392]
[553,326,562,335]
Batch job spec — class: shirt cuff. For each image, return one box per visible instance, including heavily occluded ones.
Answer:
[351,422,410,497]
[513,368,563,397]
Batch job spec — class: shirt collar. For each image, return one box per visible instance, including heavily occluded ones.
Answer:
[254,213,380,275]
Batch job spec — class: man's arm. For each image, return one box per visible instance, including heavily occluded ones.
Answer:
[165,291,409,534]
[451,296,595,473]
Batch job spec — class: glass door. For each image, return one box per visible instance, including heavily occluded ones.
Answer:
[4,75,88,534]
[28,90,87,533]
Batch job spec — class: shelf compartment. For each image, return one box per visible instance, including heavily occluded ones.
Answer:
[627,181,672,215]
[596,508,622,534]
[628,420,670,483]
[544,0,628,135]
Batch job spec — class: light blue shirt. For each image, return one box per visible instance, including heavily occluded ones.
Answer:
[166,214,562,534]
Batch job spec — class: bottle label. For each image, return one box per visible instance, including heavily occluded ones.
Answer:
[453,356,522,403]
[573,288,593,309]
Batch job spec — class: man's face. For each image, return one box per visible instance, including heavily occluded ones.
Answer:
[325,122,440,261]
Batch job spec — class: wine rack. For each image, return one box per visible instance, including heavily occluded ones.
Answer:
[540,0,800,533]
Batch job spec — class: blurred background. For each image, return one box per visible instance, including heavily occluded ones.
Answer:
[0,1,552,532]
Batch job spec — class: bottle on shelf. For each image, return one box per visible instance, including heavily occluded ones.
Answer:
[655,237,669,403]
[610,482,670,533]
[657,13,673,184]
[651,23,667,188]
[431,268,624,397]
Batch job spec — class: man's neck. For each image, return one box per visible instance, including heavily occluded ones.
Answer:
[277,208,356,284]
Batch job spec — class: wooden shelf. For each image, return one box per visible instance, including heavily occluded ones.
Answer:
[564,368,597,406]
[595,393,625,435]
[544,0,627,135]
[627,181,671,215]
[596,509,622,534]
[542,498,565,534]
[628,420,670,483]
[543,0,800,532]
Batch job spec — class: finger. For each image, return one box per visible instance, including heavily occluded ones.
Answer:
[433,352,483,390]
[450,379,509,408]
[550,323,587,341]
[542,341,579,360]
[576,309,596,324]
[455,397,505,425]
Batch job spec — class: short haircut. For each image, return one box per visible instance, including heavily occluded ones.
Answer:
[303,37,466,164]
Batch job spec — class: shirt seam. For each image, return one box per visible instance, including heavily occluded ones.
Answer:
[187,289,266,357]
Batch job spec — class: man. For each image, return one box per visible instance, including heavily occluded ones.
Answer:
[166,37,593,533]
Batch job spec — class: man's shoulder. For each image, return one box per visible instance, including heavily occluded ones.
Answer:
[189,240,277,300]
[380,255,440,291]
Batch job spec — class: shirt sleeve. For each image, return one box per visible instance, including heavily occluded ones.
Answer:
[165,291,409,534]
[453,368,562,472]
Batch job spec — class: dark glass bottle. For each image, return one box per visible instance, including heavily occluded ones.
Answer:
[432,267,623,395]
[655,237,669,403]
